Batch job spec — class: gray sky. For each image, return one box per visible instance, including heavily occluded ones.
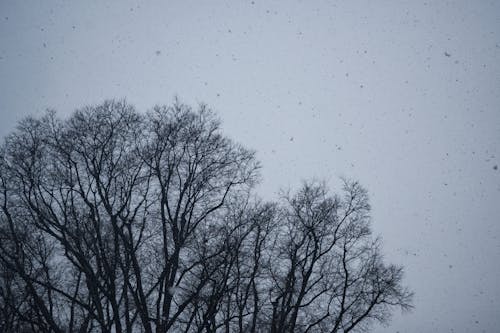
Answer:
[1,1,499,331]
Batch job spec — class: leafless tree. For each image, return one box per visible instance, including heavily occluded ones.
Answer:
[266,181,413,333]
[0,100,412,333]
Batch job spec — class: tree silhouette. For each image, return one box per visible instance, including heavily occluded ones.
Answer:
[0,100,412,332]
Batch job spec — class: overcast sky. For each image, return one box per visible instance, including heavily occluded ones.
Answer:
[1,1,499,332]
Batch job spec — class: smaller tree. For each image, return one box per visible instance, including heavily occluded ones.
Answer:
[266,180,413,333]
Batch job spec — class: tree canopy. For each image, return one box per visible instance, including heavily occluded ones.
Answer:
[0,100,412,332]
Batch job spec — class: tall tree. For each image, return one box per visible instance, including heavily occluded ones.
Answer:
[0,100,412,333]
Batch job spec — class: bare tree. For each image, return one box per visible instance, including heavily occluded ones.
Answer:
[0,100,412,333]
[267,181,413,333]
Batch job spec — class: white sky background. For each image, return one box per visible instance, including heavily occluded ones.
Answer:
[1,0,499,331]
